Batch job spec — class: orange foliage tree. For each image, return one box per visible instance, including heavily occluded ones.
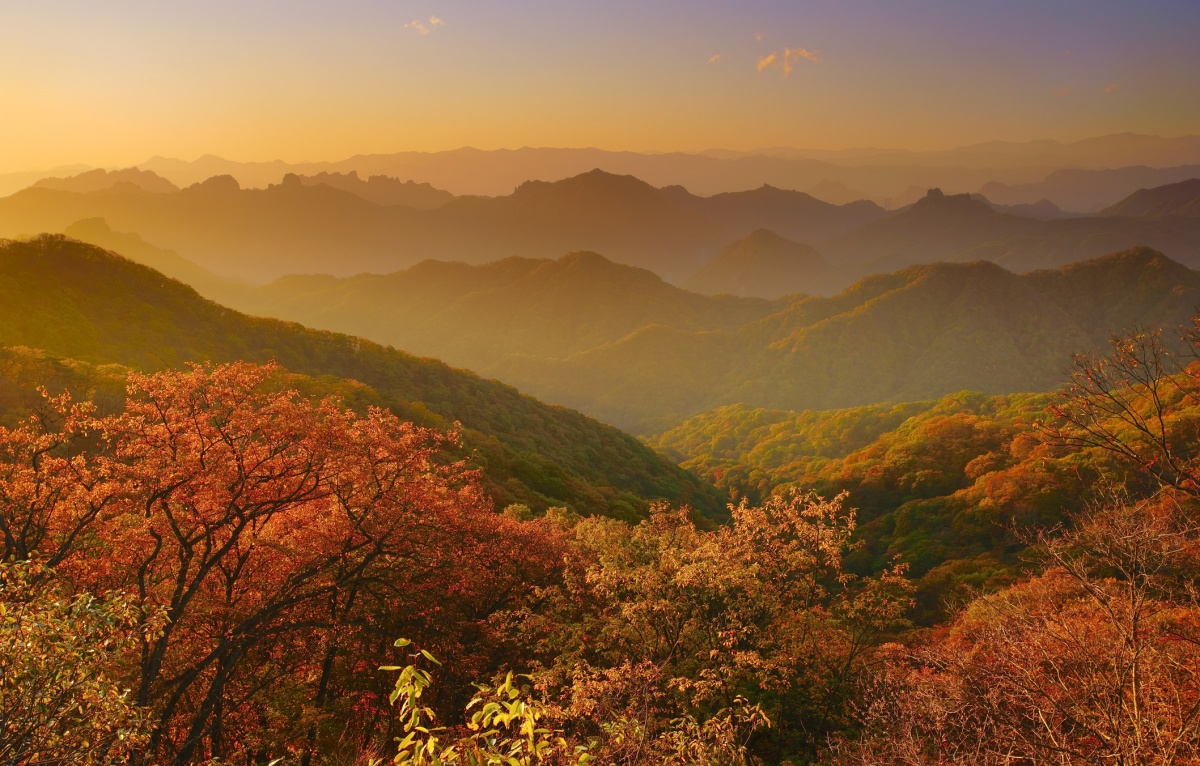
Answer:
[514,492,913,764]
[840,492,1200,765]
[0,362,565,765]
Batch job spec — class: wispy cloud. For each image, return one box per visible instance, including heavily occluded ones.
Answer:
[756,47,821,76]
[405,15,445,36]
[1051,85,1072,99]
[754,32,768,43]
[1104,82,1120,94]
[708,53,727,64]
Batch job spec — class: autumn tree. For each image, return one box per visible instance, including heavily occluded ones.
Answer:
[0,562,153,766]
[0,362,566,765]
[515,491,911,764]
[841,489,1200,766]
[1047,321,1200,497]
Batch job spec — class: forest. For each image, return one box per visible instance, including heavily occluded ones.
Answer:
[4,232,1200,763]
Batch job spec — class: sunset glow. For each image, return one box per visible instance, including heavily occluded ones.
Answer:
[4,0,1200,170]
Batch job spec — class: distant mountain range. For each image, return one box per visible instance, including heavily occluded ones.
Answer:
[124,134,1200,200]
[824,187,1200,276]
[43,213,1200,434]
[1100,178,1200,218]
[21,169,1200,295]
[0,169,885,282]
[484,248,1200,432]
[980,164,1200,212]
[0,235,723,518]
[32,167,180,194]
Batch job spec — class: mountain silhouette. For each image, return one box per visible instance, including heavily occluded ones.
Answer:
[684,229,842,298]
[1100,178,1200,218]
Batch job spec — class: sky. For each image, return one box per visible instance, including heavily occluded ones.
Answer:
[2,0,1199,171]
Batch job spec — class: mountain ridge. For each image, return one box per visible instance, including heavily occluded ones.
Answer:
[0,234,724,519]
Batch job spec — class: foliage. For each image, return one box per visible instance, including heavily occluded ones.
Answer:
[513,491,911,763]
[0,562,153,765]
[654,319,1200,624]
[838,492,1200,765]
[1047,319,1200,497]
[834,321,1200,764]
[0,360,568,764]
[379,639,592,766]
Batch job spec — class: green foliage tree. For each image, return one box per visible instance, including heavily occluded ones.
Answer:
[0,562,154,765]
[378,639,592,766]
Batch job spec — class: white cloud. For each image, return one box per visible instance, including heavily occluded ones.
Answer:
[405,15,445,36]
[708,53,727,64]
[757,47,821,76]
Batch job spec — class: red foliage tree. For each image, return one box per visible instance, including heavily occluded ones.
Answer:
[0,362,566,764]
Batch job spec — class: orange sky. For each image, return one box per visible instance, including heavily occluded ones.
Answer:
[2,0,1199,171]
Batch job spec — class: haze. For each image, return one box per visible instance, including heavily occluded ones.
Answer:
[4,0,1200,171]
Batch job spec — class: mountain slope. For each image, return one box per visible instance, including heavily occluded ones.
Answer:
[684,229,843,298]
[823,188,1200,274]
[235,250,783,371]
[0,235,723,519]
[490,249,1200,432]
[1100,178,1200,218]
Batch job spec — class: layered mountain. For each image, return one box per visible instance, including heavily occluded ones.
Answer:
[980,164,1200,212]
[131,135,1200,199]
[824,188,1200,275]
[290,171,455,209]
[0,235,723,519]
[483,248,1200,432]
[1100,178,1200,218]
[0,169,883,282]
[33,167,179,194]
[824,189,1043,272]
[232,250,784,369]
[684,229,843,298]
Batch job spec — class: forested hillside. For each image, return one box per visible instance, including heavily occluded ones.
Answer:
[500,247,1200,431]
[234,250,784,368]
[53,230,1197,436]
[0,235,722,519]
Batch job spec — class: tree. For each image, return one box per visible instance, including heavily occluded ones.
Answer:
[1047,321,1200,497]
[841,491,1200,766]
[0,562,153,765]
[378,638,593,766]
[519,492,911,764]
[0,361,566,764]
